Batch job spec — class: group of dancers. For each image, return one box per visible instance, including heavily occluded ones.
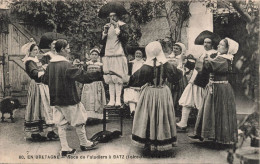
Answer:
[21,9,239,157]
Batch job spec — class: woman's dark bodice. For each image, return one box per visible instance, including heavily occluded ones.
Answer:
[129,62,182,87]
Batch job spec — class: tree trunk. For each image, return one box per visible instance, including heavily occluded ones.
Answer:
[164,0,190,44]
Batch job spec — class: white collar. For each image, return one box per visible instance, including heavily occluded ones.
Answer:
[129,59,145,63]
[199,49,217,59]
[24,56,39,64]
[50,55,69,62]
[44,51,56,58]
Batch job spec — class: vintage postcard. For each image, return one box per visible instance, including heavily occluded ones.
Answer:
[0,0,259,163]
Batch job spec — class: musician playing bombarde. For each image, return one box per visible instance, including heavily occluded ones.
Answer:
[100,11,130,107]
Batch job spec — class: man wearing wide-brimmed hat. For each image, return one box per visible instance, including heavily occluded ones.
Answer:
[99,2,130,107]
[177,30,220,132]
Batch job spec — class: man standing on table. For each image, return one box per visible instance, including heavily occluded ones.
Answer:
[100,11,129,107]
[41,39,100,157]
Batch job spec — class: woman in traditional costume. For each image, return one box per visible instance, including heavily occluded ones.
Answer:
[166,42,188,117]
[81,48,106,119]
[22,40,58,141]
[190,38,239,144]
[129,41,182,151]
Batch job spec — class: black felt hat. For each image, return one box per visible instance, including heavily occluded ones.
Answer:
[194,30,221,47]
[39,32,66,49]
[98,2,128,19]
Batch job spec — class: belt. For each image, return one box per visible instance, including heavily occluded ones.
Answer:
[208,80,229,94]
[104,71,122,78]
[211,80,228,84]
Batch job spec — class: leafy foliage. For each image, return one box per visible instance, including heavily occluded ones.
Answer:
[122,14,142,47]
[129,1,157,24]
[204,0,259,17]
[10,0,142,59]
[10,0,105,59]
[10,0,191,59]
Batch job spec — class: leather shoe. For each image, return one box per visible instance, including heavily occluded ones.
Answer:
[31,134,47,141]
[188,135,204,141]
[61,149,76,157]
[80,141,98,151]
[47,131,59,140]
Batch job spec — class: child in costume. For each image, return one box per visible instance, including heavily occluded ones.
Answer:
[124,48,145,117]
[166,42,188,117]
[81,48,106,119]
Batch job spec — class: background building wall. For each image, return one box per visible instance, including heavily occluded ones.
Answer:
[187,1,213,57]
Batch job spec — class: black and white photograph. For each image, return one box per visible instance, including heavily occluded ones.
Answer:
[0,0,259,163]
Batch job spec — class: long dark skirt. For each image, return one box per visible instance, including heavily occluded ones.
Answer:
[132,85,177,151]
[24,80,53,134]
[167,75,188,117]
[194,83,238,144]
